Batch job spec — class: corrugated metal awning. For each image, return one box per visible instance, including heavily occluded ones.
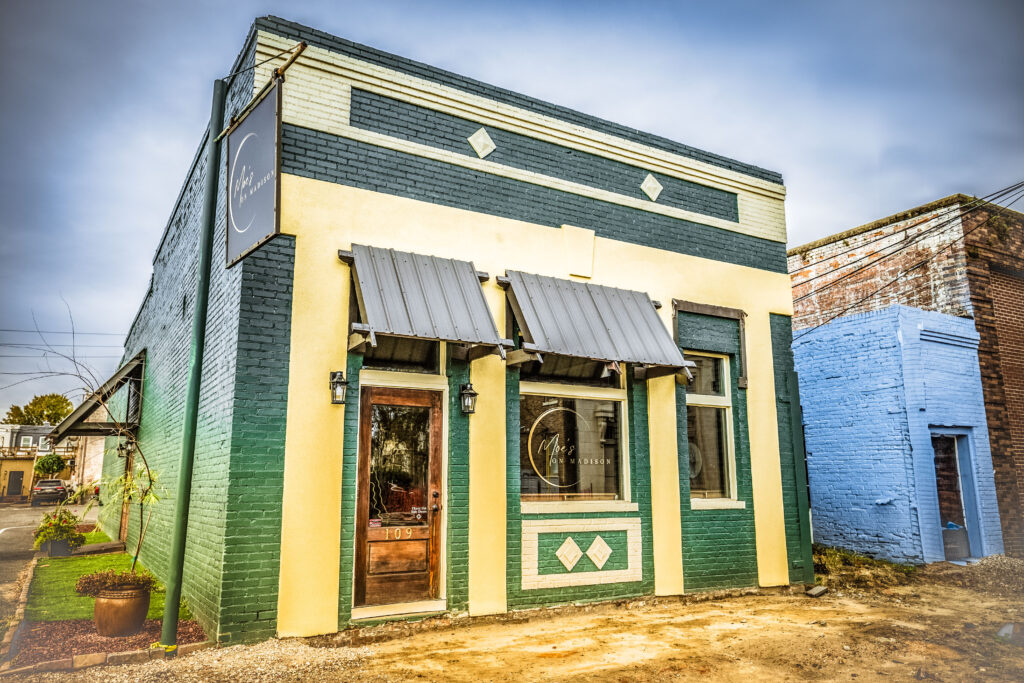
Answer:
[347,244,504,351]
[502,270,687,368]
[50,350,145,443]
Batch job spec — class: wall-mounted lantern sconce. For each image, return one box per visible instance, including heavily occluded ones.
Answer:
[330,371,349,405]
[459,383,478,415]
[115,441,134,459]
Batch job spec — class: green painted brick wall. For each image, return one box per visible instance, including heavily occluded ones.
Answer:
[218,236,295,643]
[770,314,814,584]
[446,355,470,611]
[677,312,758,591]
[505,368,654,609]
[337,351,364,624]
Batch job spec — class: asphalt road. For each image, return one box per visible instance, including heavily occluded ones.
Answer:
[0,504,98,626]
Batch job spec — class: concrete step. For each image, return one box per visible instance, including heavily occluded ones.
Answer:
[72,541,125,556]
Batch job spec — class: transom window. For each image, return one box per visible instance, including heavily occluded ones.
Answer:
[685,352,735,499]
[519,380,627,503]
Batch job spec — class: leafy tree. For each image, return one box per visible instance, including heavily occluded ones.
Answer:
[34,453,67,477]
[2,394,73,425]
[3,405,28,424]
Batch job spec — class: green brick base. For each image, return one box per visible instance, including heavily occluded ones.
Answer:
[677,312,758,591]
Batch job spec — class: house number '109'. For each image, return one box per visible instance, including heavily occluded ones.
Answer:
[384,527,414,540]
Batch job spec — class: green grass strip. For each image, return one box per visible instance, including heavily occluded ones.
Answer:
[26,554,191,622]
[81,529,112,545]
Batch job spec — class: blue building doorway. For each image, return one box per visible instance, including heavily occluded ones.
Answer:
[930,433,982,560]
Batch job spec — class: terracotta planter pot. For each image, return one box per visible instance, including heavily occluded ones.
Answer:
[94,586,150,637]
[43,539,72,557]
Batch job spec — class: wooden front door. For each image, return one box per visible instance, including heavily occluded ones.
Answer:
[354,386,443,607]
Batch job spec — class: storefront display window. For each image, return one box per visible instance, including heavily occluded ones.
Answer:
[519,393,624,501]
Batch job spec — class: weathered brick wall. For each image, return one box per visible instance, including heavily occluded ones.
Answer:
[963,205,1024,556]
[789,196,1024,558]
[676,312,757,590]
[897,307,1004,561]
[99,28,260,639]
[794,305,1004,562]
[788,203,971,330]
[793,308,919,561]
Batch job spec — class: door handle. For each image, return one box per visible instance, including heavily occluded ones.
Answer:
[432,490,441,512]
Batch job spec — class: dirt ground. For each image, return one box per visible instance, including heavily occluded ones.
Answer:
[15,557,1024,682]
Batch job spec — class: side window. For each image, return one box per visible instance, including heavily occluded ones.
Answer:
[685,353,735,499]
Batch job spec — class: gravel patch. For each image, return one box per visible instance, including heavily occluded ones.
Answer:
[917,554,1024,597]
[19,639,376,682]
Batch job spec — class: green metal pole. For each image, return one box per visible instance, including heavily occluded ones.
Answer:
[161,78,227,649]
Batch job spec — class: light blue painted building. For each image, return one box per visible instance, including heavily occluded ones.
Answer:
[793,305,1003,564]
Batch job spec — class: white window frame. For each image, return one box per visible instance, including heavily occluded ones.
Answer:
[519,375,636,514]
[38,437,51,452]
[19,436,33,448]
[685,351,744,509]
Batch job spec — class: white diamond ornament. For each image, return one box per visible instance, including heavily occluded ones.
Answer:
[556,537,583,571]
[586,536,613,569]
[641,173,663,201]
[467,127,496,158]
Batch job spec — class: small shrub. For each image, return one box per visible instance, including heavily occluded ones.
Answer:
[813,544,916,590]
[75,569,157,597]
[32,508,86,550]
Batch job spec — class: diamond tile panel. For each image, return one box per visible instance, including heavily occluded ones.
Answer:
[641,173,663,201]
[556,537,583,571]
[467,127,496,158]
[586,535,613,569]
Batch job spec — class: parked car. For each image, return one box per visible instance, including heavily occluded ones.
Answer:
[31,479,71,506]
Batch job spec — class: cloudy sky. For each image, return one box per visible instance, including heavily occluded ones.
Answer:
[1,0,1022,412]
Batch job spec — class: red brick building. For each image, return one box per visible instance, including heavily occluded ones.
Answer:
[788,194,1024,557]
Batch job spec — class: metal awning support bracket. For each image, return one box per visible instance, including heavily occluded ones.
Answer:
[633,365,679,381]
[350,322,377,348]
[506,348,543,367]
[601,361,622,378]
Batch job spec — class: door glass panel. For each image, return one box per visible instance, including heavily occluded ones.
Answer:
[932,436,965,527]
[369,404,430,527]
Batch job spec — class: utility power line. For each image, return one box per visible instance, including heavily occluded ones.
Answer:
[791,184,1021,272]
[0,343,123,349]
[794,186,1024,342]
[0,329,124,336]
[792,180,1024,304]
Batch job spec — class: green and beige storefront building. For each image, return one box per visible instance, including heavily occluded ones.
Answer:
[62,17,812,643]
